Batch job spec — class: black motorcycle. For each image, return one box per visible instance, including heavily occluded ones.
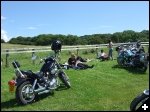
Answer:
[130,89,149,111]
[8,53,71,105]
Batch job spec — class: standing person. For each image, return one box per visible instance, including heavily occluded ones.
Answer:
[108,39,114,60]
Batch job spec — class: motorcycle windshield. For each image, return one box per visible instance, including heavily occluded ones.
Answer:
[40,61,54,72]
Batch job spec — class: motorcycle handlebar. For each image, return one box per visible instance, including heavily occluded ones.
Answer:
[38,58,46,65]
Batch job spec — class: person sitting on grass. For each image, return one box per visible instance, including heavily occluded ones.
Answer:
[68,53,77,69]
[68,53,94,70]
[76,56,92,62]
[97,49,108,61]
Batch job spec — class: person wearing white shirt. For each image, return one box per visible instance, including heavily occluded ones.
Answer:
[98,50,107,61]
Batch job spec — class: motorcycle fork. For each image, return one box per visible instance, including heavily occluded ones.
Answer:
[122,51,125,64]
[32,79,37,90]
[56,77,59,86]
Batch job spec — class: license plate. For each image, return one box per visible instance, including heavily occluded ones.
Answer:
[8,85,16,92]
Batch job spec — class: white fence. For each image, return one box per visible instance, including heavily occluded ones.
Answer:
[1,42,149,55]
[1,42,149,67]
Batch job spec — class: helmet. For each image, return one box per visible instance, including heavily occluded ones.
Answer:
[51,40,62,53]
[116,46,121,51]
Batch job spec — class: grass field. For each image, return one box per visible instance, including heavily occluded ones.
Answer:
[1,43,149,111]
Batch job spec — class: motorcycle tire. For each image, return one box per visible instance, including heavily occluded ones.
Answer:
[117,58,123,66]
[15,81,38,105]
[117,58,127,66]
[139,66,147,72]
[59,72,71,88]
[130,93,149,111]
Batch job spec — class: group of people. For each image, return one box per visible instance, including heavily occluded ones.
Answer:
[65,39,114,70]
[97,39,114,61]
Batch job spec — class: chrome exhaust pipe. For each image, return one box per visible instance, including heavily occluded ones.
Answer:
[34,87,46,93]
[38,90,51,95]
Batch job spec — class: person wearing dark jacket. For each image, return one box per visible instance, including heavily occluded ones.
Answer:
[68,53,77,69]
[68,53,94,69]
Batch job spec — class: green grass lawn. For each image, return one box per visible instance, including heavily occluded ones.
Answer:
[1,44,149,111]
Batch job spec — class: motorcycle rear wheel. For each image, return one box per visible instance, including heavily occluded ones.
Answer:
[16,81,38,105]
[59,72,71,88]
[130,93,148,111]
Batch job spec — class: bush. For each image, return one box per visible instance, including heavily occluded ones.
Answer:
[90,49,95,53]
[83,50,89,54]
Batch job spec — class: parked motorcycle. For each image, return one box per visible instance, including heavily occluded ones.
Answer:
[130,89,149,111]
[116,41,149,72]
[8,40,71,105]
[130,40,144,54]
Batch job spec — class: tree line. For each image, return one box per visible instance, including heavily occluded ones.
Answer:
[1,30,149,46]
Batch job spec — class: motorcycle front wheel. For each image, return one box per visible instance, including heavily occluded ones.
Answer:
[117,58,127,66]
[130,93,148,111]
[16,81,38,105]
[59,72,71,88]
[117,58,123,66]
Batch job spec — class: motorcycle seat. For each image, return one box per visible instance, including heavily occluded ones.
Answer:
[21,70,43,78]
[32,71,44,78]
[21,70,33,75]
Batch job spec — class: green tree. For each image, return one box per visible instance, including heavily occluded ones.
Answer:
[1,39,5,43]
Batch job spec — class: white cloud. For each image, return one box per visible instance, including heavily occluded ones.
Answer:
[1,16,6,19]
[19,27,37,30]
[27,27,37,29]
[16,35,20,37]
[1,29,10,42]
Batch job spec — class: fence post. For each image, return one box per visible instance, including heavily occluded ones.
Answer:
[32,48,35,57]
[96,46,98,57]
[6,50,9,67]
[32,49,35,64]
[77,47,79,56]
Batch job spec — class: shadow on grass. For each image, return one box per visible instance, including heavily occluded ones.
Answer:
[1,93,54,109]
[1,84,69,109]
[56,83,70,91]
[1,98,19,109]
[112,64,147,75]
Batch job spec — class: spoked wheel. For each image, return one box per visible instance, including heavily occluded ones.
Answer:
[59,72,71,88]
[117,58,127,66]
[16,81,38,105]
[130,93,149,111]
[117,59,123,66]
